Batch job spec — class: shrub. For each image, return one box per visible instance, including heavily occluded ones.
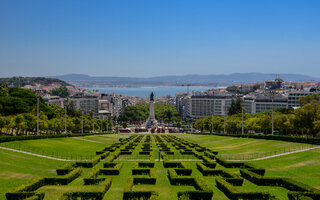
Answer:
[100,163,123,175]
[177,191,213,200]
[204,151,215,159]
[75,155,101,168]
[240,169,320,192]
[60,178,112,200]
[56,162,76,175]
[288,191,320,200]
[44,168,82,185]
[163,161,183,168]
[216,178,270,200]
[138,161,155,168]
[6,177,46,200]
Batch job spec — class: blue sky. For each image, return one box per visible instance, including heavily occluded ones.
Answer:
[0,0,320,77]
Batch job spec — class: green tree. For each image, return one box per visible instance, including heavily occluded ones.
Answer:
[299,94,320,106]
[50,86,69,98]
[228,97,243,116]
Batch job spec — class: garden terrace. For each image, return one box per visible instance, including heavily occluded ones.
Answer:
[1,133,319,200]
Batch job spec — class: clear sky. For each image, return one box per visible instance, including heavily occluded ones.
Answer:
[0,0,320,78]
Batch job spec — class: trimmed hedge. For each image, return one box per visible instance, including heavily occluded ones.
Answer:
[44,168,82,185]
[204,151,215,159]
[132,168,150,175]
[240,169,320,193]
[60,178,112,200]
[138,161,155,168]
[163,161,185,168]
[216,178,270,200]
[123,191,159,200]
[56,162,76,175]
[177,191,213,200]
[100,163,123,175]
[202,156,215,164]
[6,168,82,200]
[6,177,46,200]
[123,176,158,200]
[75,155,101,168]
[288,191,320,200]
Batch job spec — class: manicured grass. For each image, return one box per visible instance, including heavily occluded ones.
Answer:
[176,134,314,154]
[0,134,127,158]
[248,148,320,190]
[1,133,319,200]
[0,149,66,200]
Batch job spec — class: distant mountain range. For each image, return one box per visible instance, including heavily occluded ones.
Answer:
[49,73,320,87]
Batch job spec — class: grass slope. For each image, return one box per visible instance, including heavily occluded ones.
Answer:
[0,134,126,158]
[0,149,65,200]
[177,134,313,154]
[249,148,320,189]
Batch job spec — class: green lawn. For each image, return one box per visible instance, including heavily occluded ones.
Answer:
[176,134,314,155]
[1,133,319,200]
[0,149,66,200]
[248,148,320,190]
[0,134,128,159]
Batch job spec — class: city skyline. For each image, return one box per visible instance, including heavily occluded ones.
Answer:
[1,0,320,77]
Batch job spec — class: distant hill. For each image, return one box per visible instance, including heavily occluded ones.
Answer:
[0,77,72,87]
[50,73,320,87]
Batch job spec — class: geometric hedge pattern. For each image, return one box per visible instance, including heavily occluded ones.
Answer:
[6,134,320,200]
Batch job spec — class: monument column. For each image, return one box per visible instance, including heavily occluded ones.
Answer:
[149,92,155,120]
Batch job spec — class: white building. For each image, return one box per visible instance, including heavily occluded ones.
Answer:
[70,93,99,117]
[287,90,320,108]
[178,92,235,119]
[243,94,288,114]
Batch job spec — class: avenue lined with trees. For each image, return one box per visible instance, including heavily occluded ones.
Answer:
[118,102,181,123]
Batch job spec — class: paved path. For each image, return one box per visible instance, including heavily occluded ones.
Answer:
[0,146,73,161]
[71,137,104,143]
[228,146,320,161]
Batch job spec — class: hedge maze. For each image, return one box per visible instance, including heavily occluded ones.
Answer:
[6,134,320,200]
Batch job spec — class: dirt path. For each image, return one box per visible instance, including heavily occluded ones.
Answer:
[228,146,320,161]
[0,146,73,161]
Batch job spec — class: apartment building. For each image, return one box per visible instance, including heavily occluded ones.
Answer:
[69,93,99,117]
[243,94,288,114]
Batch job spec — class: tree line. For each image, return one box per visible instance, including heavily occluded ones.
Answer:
[193,94,320,136]
[118,102,181,123]
[0,84,111,135]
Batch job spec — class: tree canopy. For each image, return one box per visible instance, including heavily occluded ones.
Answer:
[228,97,243,115]
[50,86,70,98]
[118,102,181,123]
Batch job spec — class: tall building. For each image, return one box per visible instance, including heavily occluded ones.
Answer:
[177,92,236,120]
[69,93,99,117]
[243,94,288,114]
[288,90,320,108]
[101,93,130,117]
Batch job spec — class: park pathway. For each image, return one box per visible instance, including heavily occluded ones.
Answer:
[0,146,72,161]
[1,145,319,162]
[228,146,320,161]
